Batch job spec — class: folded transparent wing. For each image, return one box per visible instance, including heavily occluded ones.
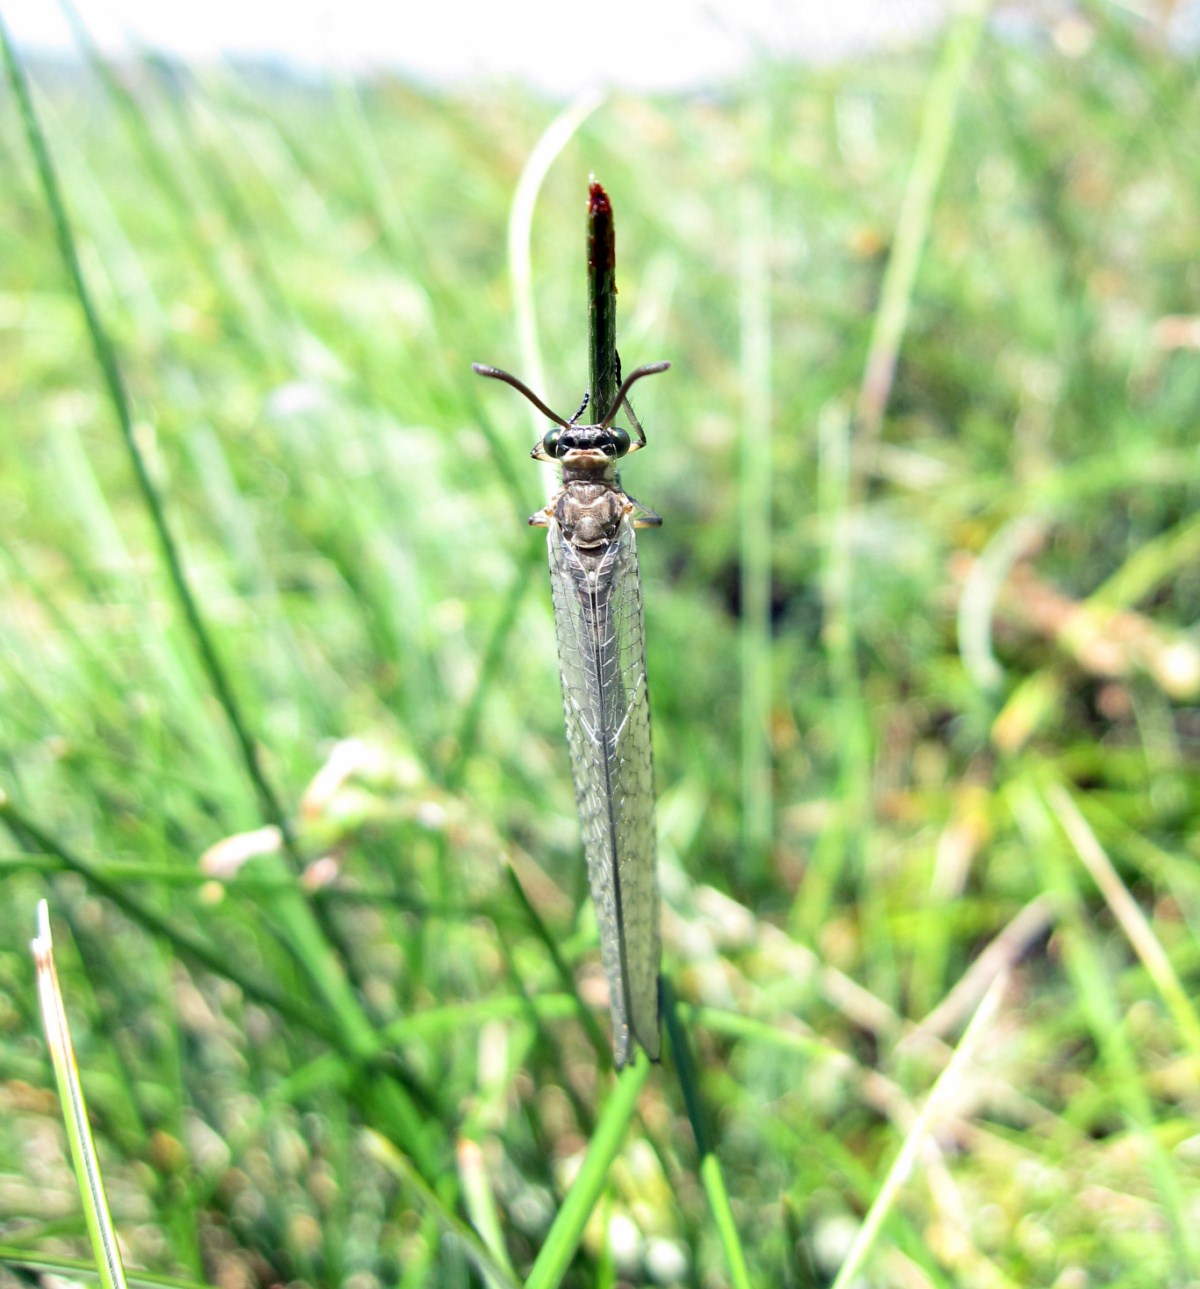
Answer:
[547,516,660,1066]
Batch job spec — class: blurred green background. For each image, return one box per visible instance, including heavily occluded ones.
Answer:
[3,3,1200,1285]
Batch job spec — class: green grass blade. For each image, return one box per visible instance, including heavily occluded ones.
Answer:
[854,0,990,461]
[664,978,753,1289]
[523,1056,652,1289]
[0,32,405,1150]
[504,864,611,1063]
[0,14,295,858]
[0,795,331,1037]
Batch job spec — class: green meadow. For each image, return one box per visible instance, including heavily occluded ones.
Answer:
[3,5,1200,1284]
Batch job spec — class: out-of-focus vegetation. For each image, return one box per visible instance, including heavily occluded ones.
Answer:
[3,3,1200,1284]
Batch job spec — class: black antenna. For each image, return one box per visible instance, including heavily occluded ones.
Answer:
[471,364,574,428]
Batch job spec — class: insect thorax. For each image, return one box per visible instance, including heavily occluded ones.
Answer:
[555,481,627,549]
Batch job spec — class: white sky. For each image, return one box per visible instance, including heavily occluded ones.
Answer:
[5,0,954,93]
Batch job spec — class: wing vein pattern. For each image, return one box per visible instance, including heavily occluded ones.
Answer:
[548,515,659,1066]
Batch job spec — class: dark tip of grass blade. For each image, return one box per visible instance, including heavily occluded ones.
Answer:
[587,181,613,242]
[587,178,619,429]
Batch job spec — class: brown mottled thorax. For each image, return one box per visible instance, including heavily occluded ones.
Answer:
[553,480,628,549]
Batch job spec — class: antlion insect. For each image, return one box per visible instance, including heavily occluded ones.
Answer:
[473,359,670,1067]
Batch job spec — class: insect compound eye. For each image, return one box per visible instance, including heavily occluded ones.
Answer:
[608,426,631,457]
[542,428,563,457]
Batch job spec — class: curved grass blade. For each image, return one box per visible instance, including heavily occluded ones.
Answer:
[508,90,605,433]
